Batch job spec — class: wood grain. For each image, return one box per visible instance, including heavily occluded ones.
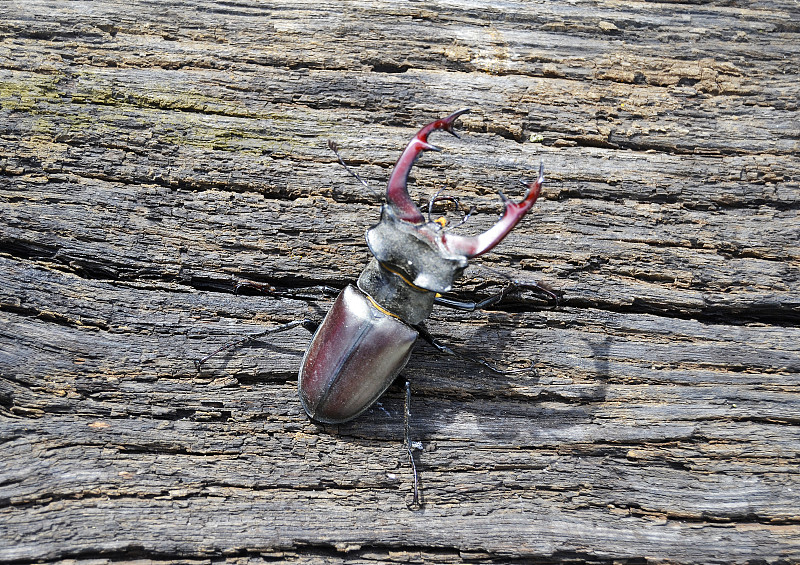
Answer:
[1,1,798,563]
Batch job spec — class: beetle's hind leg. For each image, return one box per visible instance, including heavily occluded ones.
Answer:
[194,319,318,371]
[414,323,532,375]
[404,381,423,509]
[194,281,335,370]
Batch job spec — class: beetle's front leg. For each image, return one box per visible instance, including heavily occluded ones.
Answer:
[433,280,560,311]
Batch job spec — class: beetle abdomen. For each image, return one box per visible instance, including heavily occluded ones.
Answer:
[298,285,418,424]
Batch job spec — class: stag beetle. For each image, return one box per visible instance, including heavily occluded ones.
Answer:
[200,108,550,419]
[197,109,553,500]
[299,108,552,424]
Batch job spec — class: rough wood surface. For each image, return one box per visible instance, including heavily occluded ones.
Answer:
[1,1,798,563]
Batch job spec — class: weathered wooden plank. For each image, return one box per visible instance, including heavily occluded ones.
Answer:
[1,0,798,563]
[2,173,797,323]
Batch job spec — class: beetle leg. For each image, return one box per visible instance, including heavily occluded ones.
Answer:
[519,280,561,307]
[405,381,422,509]
[386,108,471,224]
[434,280,560,311]
[442,163,545,258]
[234,280,276,295]
[414,323,534,375]
[194,319,318,371]
[235,281,341,300]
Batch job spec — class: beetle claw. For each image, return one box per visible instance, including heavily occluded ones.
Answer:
[439,107,471,138]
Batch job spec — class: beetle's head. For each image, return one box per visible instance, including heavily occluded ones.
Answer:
[367,109,545,293]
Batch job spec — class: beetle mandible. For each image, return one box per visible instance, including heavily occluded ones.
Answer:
[198,109,552,425]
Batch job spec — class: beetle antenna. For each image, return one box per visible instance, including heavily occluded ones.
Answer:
[405,381,422,509]
[327,140,381,199]
[426,188,447,224]
[446,203,476,230]
[426,190,476,230]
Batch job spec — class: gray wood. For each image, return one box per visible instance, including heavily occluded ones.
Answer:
[1,1,798,563]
